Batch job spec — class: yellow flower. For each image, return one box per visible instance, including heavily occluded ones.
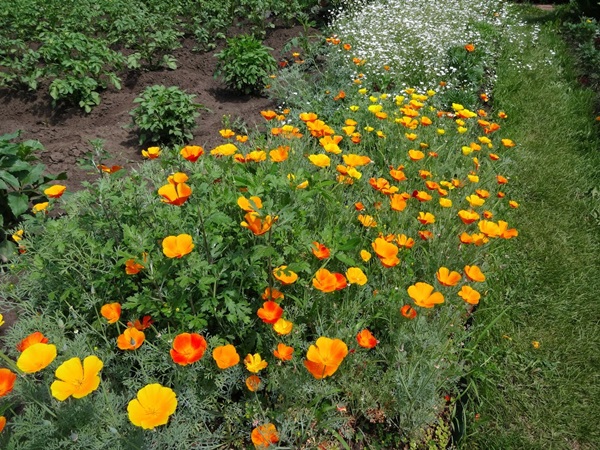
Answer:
[0,314,3,327]
[17,343,57,373]
[273,318,293,335]
[127,384,177,429]
[32,202,49,214]
[346,267,367,285]
[210,143,238,156]
[439,198,452,208]
[308,154,331,168]
[141,147,161,159]
[244,353,268,373]
[360,250,372,262]
[532,341,540,349]
[51,356,103,401]
[44,185,67,199]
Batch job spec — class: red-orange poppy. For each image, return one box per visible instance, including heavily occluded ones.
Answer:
[16,331,50,352]
[400,304,417,319]
[257,301,284,324]
[0,368,17,397]
[127,315,153,330]
[261,287,284,302]
[356,329,378,349]
[241,212,277,236]
[311,241,331,260]
[170,333,207,366]
[98,164,123,173]
[180,145,204,162]
[125,258,144,275]
[246,375,261,392]
[251,423,280,449]
[312,268,342,293]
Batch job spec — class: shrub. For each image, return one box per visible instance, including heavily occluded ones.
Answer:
[130,85,203,146]
[214,35,277,94]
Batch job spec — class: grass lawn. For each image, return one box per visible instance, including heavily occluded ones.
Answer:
[464,15,600,450]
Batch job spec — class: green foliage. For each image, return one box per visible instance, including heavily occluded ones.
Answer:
[214,35,277,94]
[130,85,203,146]
[0,131,65,260]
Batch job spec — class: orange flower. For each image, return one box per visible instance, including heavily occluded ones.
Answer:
[436,267,462,287]
[0,368,17,397]
[170,333,207,366]
[390,194,407,212]
[356,329,378,349]
[127,315,153,330]
[458,209,480,225]
[237,196,263,212]
[465,43,475,52]
[458,286,481,305]
[251,423,280,449]
[117,327,145,350]
[358,214,377,227]
[396,234,415,249]
[273,343,293,361]
[16,331,49,352]
[312,242,331,260]
[142,147,161,159]
[98,164,123,173]
[343,154,371,167]
[407,282,444,308]
[417,212,435,225]
[261,110,277,120]
[246,375,261,392]
[418,230,434,240]
[408,149,425,161]
[400,304,417,320]
[212,344,240,369]
[312,268,339,293]
[0,416,5,433]
[412,190,432,202]
[262,287,284,302]
[100,303,121,324]
[299,112,318,122]
[372,238,400,268]
[273,266,298,285]
[464,265,486,282]
[44,184,67,199]
[497,175,508,184]
[162,234,194,258]
[180,145,204,162]
[269,146,289,162]
[158,182,192,206]
[304,337,348,379]
[125,258,144,274]
[241,212,277,236]
[257,301,284,324]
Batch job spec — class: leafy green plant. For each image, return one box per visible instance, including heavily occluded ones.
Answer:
[214,34,277,94]
[130,85,203,146]
[0,131,66,259]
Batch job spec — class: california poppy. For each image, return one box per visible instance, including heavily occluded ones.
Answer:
[0,368,17,397]
[273,318,293,335]
[162,234,194,258]
[117,327,145,350]
[308,154,331,168]
[400,304,417,320]
[261,287,284,302]
[246,375,261,392]
[407,282,444,308]
[273,266,297,285]
[100,303,121,324]
[311,242,331,260]
[312,268,339,293]
[251,423,280,449]
[257,301,284,324]
[372,238,400,268]
[16,343,57,373]
[304,337,348,379]
[127,315,153,330]
[212,344,240,369]
[273,343,293,361]
[244,353,268,373]
[170,333,207,366]
[346,267,367,285]
[127,383,177,429]
[51,355,103,400]
[464,265,486,282]
[142,147,161,159]
[180,145,204,162]
[436,267,462,287]
[44,185,67,199]
[458,285,481,305]
[16,331,49,352]
[125,258,144,274]
[356,329,378,349]
[158,182,192,206]
[241,212,277,236]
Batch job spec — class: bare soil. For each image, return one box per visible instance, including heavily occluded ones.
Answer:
[0,26,306,189]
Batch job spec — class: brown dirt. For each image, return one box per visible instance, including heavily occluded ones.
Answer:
[0,26,306,189]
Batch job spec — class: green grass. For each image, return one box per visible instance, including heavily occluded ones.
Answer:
[463,19,600,450]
